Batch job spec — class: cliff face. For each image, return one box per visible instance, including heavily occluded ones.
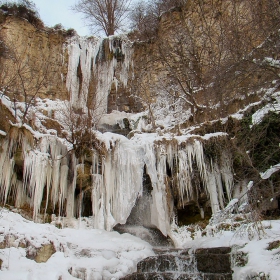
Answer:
[0,16,69,101]
[1,0,275,121]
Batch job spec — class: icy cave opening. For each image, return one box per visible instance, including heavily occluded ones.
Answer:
[113,165,174,247]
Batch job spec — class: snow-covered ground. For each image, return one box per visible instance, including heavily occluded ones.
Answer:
[0,208,154,280]
[1,208,280,279]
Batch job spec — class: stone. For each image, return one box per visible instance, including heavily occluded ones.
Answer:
[195,247,231,255]
[120,272,198,280]
[137,255,194,273]
[121,247,233,280]
[195,247,232,274]
[203,273,232,280]
[27,243,56,263]
[35,244,56,263]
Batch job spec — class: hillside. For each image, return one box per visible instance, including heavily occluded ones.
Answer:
[0,0,280,279]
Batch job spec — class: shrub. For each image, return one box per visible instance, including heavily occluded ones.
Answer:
[0,0,44,29]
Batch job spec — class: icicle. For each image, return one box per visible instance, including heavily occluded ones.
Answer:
[120,37,133,88]
[51,157,61,209]
[142,141,171,236]
[58,164,68,216]
[66,154,77,218]
[66,36,133,116]
[91,135,144,231]
[0,120,234,235]
[220,151,233,201]
[66,36,101,110]
[15,180,26,208]
[0,140,15,204]
[23,149,52,220]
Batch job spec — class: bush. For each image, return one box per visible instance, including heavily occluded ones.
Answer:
[0,0,44,29]
[65,28,76,37]
[53,23,63,30]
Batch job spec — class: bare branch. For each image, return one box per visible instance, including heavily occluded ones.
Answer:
[72,0,132,36]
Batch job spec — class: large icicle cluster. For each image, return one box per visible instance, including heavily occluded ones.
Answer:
[90,132,233,236]
[65,35,133,114]
[0,126,76,221]
[66,36,101,109]
[91,133,145,231]
[0,126,233,236]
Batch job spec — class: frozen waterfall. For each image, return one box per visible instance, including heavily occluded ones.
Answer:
[0,127,233,236]
[65,35,133,115]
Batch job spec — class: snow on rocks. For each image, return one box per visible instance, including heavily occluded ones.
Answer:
[251,91,280,125]
[169,209,280,280]
[260,164,280,180]
[0,208,153,280]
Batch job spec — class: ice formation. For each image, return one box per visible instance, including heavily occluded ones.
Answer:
[0,125,234,236]
[66,36,101,109]
[65,35,133,115]
[0,127,75,221]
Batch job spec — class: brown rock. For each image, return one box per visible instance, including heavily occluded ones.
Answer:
[33,244,56,263]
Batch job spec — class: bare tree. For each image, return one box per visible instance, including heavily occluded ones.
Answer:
[129,1,159,41]
[129,0,187,41]
[59,100,106,158]
[0,0,43,28]
[152,0,280,120]
[72,0,132,36]
[0,38,56,124]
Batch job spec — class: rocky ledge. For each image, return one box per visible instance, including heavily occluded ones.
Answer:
[120,247,232,280]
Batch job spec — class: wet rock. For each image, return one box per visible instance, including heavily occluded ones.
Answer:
[137,254,194,273]
[195,247,231,255]
[203,273,232,280]
[195,247,232,274]
[121,272,199,280]
[114,225,173,247]
[121,247,233,280]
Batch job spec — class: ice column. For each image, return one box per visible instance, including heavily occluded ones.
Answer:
[66,36,101,110]
[91,134,144,231]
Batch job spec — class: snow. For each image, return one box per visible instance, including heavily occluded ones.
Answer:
[0,94,21,123]
[252,91,280,125]
[263,57,280,69]
[169,216,280,280]
[260,164,280,179]
[2,208,280,280]
[0,130,6,136]
[0,208,153,280]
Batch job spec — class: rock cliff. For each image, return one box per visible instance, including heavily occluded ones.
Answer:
[0,0,279,241]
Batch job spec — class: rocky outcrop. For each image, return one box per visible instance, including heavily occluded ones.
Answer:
[0,16,69,100]
[120,247,232,280]
[27,243,56,263]
[0,232,55,264]
[195,247,232,279]
[1,0,273,121]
